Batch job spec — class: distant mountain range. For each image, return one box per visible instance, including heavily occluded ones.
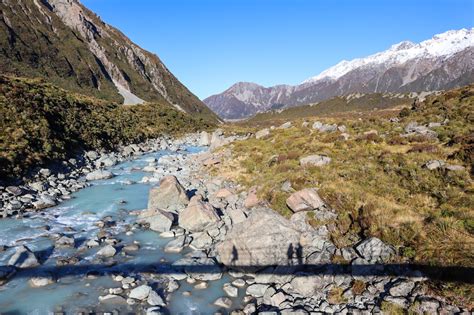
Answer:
[205,28,474,119]
[0,0,218,122]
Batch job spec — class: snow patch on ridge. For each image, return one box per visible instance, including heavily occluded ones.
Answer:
[303,28,474,84]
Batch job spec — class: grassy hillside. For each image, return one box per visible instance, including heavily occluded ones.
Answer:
[0,76,214,181]
[0,0,219,123]
[214,85,473,304]
[243,93,412,126]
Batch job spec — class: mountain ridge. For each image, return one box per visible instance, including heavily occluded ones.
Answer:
[204,28,474,120]
[0,0,219,122]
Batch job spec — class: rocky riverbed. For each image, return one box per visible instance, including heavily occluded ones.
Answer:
[0,130,470,314]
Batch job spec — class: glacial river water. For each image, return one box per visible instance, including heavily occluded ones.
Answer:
[0,147,245,314]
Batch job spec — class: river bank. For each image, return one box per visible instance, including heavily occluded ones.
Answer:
[0,130,471,314]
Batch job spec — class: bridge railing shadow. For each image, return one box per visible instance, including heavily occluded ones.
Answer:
[3,261,473,284]
[2,236,473,284]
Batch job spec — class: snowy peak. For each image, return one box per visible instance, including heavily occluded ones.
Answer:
[303,28,473,84]
[206,28,474,120]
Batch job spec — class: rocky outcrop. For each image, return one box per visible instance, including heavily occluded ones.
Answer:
[0,0,218,122]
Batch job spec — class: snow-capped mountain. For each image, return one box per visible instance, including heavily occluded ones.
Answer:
[205,28,474,119]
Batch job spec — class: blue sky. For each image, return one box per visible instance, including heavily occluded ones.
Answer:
[83,0,473,99]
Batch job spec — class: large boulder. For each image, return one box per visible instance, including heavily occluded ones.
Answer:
[8,245,40,268]
[148,176,189,213]
[286,188,325,212]
[178,196,220,232]
[138,209,174,232]
[86,170,114,181]
[216,207,301,267]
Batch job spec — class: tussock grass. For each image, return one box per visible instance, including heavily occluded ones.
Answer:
[216,85,474,271]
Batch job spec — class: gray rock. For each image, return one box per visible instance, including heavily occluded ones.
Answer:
[312,121,323,130]
[223,283,238,297]
[129,285,152,300]
[86,170,114,181]
[6,186,22,196]
[199,131,211,146]
[246,283,269,297]
[8,245,40,268]
[167,279,180,292]
[29,182,47,192]
[96,156,117,167]
[278,122,292,129]
[96,245,116,257]
[55,235,75,248]
[85,151,99,160]
[289,274,327,296]
[147,290,166,306]
[29,276,54,288]
[139,209,174,232]
[270,291,287,307]
[190,232,213,250]
[404,122,437,138]
[384,296,409,308]
[178,196,220,232]
[389,280,415,297]
[286,188,325,212]
[255,128,270,139]
[355,237,395,263]
[146,307,165,315]
[164,235,186,253]
[32,196,57,210]
[300,155,331,167]
[232,278,246,287]
[39,168,51,177]
[417,297,440,313]
[99,294,127,304]
[424,160,445,170]
[214,297,232,309]
[148,175,189,212]
[445,164,465,171]
[217,207,301,266]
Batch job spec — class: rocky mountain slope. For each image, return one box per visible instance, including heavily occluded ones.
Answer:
[205,29,474,119]
[0,0,218,122]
